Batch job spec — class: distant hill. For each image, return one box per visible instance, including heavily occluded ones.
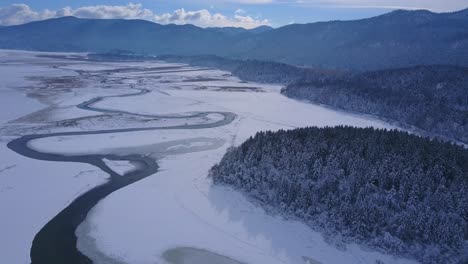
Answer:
[155,55,343,84]
[246,25,273,34]
[240,9,468,70]
[206,25,272,36]
[0,17,233,55]
[1,8,468,70]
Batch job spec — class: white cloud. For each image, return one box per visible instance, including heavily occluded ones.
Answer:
[235,9,247,14]
[0,4,54,26]
[0,3,270,29]
[67,3,154,20]
[155,8,269,28]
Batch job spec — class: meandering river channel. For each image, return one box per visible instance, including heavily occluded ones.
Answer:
[7,83,235,264]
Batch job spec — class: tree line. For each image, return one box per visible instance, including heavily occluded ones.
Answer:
[154,55,468,144]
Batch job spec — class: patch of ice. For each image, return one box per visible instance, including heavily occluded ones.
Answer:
[102,159,136,176]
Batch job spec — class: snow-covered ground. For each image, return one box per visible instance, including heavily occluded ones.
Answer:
[0,141,109,264]
[0,50,110,263]
[0,50,417,264]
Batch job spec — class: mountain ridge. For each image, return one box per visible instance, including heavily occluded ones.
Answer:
[1,8,468,70]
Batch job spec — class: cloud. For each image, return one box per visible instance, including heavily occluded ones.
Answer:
[235,9,247,14]
[0,3,270,28]
[65,3,154,20]
[155,8,269,28]
[0,3,154,26]
[0,4,54,26]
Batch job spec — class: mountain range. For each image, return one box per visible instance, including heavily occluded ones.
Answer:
[0,8,467,71]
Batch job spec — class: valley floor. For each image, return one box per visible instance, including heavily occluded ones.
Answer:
[0,50,416,264]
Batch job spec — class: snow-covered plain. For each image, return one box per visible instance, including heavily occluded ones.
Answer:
[0,50,110,264]
[0,50,417,264]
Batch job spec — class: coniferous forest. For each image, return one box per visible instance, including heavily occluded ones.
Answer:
[210,126,468,264]
[282,66,468,144]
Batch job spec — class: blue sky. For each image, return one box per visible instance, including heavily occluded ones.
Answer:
[0,1,467,28]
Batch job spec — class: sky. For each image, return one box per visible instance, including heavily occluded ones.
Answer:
[0,1,467,28]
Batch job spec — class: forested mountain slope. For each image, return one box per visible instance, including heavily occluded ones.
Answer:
[0,17,232,54]
[2,8,468,71]
[234,9,468,70]
[282,66,468,143]
[156,55,343,84]
[210,126,468,264]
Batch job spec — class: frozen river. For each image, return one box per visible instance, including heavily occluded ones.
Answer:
[0,50,417,264]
